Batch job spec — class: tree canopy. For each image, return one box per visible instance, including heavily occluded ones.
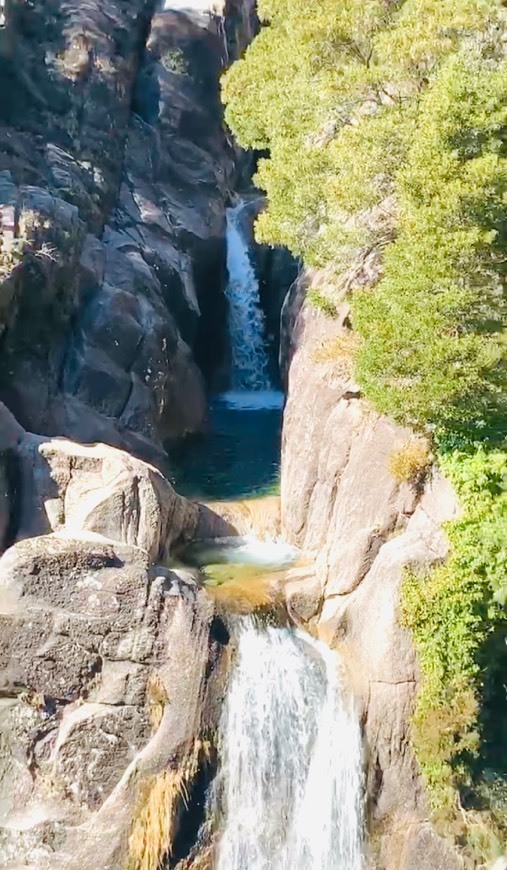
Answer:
[222,1,507,853]
[223,0,506,437]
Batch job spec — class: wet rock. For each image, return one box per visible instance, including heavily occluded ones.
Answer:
[196,495,281,539]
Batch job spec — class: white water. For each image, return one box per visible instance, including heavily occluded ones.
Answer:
[224,203,272,393]
[183,536,298,569]
[215,619,364,870]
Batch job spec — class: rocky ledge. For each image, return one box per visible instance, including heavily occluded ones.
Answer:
[0,401,230,869]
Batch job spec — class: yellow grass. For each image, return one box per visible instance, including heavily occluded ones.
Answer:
[311,333,362,376]
[146,673,168,733]
[389,439,432,485]
[128,743,202,870]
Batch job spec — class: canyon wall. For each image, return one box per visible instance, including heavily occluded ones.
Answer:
[0,1,468,866]
[0,0,243,466]
[281,271,462,870]
[0,4,247,867]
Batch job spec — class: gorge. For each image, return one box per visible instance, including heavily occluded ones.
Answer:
[0,1,505,869]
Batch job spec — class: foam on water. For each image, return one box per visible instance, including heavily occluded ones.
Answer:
[183,536,298,570]
[215,618,364,870]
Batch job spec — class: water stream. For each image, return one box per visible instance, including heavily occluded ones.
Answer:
[215,619,364,869]
[171,200,283,500]
[224,201,272,393]
[176,199,364,866]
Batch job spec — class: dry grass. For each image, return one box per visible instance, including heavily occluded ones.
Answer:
[146,673,168,734]
[389,439,432,486]
[0,238,25,278]
[311,333,362,376]
[128,742,204,870]
[206,574,280,615]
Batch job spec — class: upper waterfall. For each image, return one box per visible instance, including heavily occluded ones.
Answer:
[214,618,364,870]
[224,202,272,393]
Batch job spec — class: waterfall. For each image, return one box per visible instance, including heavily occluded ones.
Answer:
[215,618,364,870]
[224,202,271,392]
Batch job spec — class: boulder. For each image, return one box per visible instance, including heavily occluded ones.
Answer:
[0,403,199,559]
[0,534,228,870]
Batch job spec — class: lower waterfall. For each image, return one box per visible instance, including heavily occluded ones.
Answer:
[214,618,364,870]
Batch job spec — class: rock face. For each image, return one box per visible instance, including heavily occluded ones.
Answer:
[0,0,241,463]
[280,272,461,869]
[0,404,228,869]
[0,401,198,558]
[0,5,256,867]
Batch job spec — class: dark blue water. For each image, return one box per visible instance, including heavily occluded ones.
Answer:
[169,392,283,501]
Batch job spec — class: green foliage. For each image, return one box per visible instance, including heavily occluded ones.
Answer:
[353,52,507,435]
[223,1,506,436]
[222,0,507,854]
[223,0,503,268]
[400,448,507,846]
[305,287,338,317]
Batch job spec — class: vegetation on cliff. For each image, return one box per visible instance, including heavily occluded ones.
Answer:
[401,448,507,853]
[222,0,507,856]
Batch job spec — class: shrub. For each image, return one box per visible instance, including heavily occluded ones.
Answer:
[389,440,432,486]
[160,48,188,76]
[306,287,338,317]
[400,448,507,851]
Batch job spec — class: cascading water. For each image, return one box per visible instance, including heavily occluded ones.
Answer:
[215,618,364,870]
[170,198,284,497]
[175,195,365,865]
[224,202,272,393]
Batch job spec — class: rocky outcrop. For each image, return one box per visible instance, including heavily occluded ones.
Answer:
[223,0,258,57]
[0,536,227,870]
[0,401,198,558]
[0,0,243,463]
[280,273,461,869]
[0,402,228,869]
